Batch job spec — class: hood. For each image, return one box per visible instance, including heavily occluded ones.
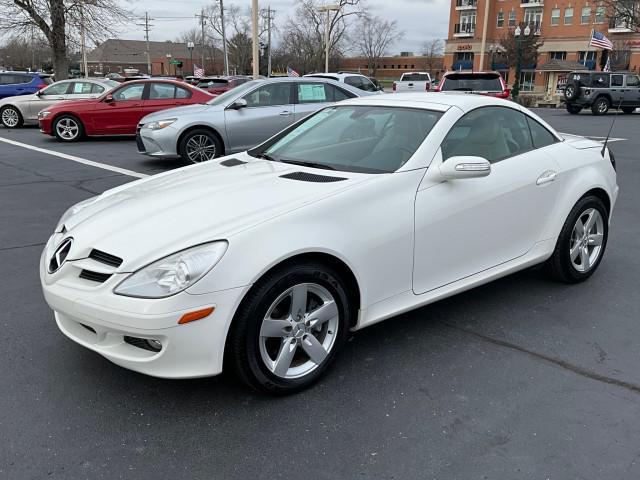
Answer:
[141,103,219,124]
[62,153,371,271]
[48,98,99,111]
[560,133,603,150]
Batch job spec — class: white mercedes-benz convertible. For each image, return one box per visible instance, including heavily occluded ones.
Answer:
[40,93,618,394]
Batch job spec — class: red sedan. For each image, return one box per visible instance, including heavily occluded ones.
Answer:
[38,79,213,142]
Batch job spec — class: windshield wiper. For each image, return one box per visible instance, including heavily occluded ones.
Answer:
[254,153,278,161]
[280,159,335,170]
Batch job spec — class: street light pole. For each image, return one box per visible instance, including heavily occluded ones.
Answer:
[80,0,88,77]
[317,4,341,74]
[512,25,529,101]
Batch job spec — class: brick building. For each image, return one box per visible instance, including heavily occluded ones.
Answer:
[444,0,640,98]
[339,54,445,81]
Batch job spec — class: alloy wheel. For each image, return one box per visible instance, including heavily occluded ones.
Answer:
[56,118,79,140]
[185,134,217,163]
[597,100,608,114]
[259,283,339,379]
[1,108,19,127]
[569,208,604,273]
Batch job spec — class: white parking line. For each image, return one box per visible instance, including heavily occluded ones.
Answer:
[0,137,148,179]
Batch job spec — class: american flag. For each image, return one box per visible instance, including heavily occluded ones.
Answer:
[193,64,204,78]
[603,56,611,72]
[287,66,300,77]
[589,30,613,50]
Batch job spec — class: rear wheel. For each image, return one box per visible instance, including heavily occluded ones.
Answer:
[53,115,84,142]
[591,97,610,115]
[1,106,23,128]
[227,262,352,394]
[544,195,608,283]
[622,107,636,114]
[566,104,582,114]
[178,129,222,163]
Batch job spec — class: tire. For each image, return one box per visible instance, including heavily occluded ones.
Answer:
[544,195,609,284]
[53,115,84,142]
[1,106,23,128]
[178,128,222,163]
[227,261,353,394]
[566,104,582,114]
[591,97,610,115]
[622,107,636,114]
[564,84,580,101]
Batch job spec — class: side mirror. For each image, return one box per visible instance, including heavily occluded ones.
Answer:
[438,156,491,180]
[104,94,114,103]
[36,90,45,96]
[229,98,247,110]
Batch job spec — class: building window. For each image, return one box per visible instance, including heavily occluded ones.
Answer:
[578,51,597,70]
[411,64,415,68]
[508,11,516,27]
[519,71,535,92]
[581,6,591,24]
[549,51,567,60]
[497,11,504,27]
[595,6,605,24]
[391,65,394,69]
[551,8,560,25]
[383,65,387,68]
[564,7,573,25]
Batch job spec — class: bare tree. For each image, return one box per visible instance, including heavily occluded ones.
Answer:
[0,34,51,71]
[353,14,403,76]
[611,39,631,70]
[278,0,362,74]
[602,0,638,31]
[422,39,443,77]
[0,0,130,79]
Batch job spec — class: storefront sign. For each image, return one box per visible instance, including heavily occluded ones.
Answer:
[457,44,473,51]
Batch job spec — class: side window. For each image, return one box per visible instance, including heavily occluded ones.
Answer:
[71,82,95,94]
[611,75,623,87]
[243,83,292,107]
[91,84,105,94]
[626,75,640,87]
[441,107,532,163]
[591,73,609,87]
[112,84,144,101]
[175,86,191,98]
[297,83,328,104]
[360,78,378,92]
[149,83,176,99]
[42,82,71,95]
[330,85,354,102]
[344,76,363,89]
[526,116,557,149]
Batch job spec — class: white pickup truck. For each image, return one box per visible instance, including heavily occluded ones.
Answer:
[392,72,432,93]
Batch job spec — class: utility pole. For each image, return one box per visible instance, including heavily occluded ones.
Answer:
[479,0,490,70]
[220,0,229,76]
[80,0,88,77]
[251,0,259,78]
[144,12,152,75]
[265,6,274,77]
[200,8,206,74]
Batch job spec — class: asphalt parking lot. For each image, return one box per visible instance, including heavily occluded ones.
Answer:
[1,109,639,479]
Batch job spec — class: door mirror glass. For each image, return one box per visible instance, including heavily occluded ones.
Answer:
[438,156,491,179]
[229,98,247,110]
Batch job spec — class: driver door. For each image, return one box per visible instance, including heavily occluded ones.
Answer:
[26,81,71,119]
[413,106,561,294]
[224,82,294,152]
[91,82,145,134]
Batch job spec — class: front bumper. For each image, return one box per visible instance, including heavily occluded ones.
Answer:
[137,124,180,158]
[39,118,53,135]
[40,245,249,379]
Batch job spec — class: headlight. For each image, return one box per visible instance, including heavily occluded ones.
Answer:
[38,111,52,119]
[55,196,98,232]
[145,119,177,130]
[114,241,228,298]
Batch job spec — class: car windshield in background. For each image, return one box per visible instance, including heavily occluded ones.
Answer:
[253,105,442,174]
[441,74,502,91]
[104,80,120,89]
[206,80,260,105]
[402,73,429,81]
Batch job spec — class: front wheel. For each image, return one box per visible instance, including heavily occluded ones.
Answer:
[178,129,222,163]
[566,104,582,114]
[1,106,23,128]
[591,97,610,115]
[53,115,84,142]
[227,262,353,394]
[544,195,609,283]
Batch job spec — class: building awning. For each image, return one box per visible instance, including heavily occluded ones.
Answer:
[537,59,589,72]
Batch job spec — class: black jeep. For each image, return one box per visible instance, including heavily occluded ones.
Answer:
[564,70,640,115]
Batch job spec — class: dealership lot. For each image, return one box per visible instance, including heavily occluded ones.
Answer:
[1,110,639,479]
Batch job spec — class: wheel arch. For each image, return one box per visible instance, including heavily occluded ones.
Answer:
[177,124,226,157]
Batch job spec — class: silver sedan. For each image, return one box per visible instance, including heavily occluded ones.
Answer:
[0,78,119,128]
[136,77,373,163]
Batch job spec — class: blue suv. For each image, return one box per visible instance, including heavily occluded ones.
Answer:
[0,72,53,99]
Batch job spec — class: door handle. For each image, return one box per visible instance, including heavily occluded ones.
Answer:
[279,111,292,116]
[536,170,557,185]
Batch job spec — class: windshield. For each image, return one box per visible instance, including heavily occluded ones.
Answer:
[251,105,442,173]
[402,73,429,81]
[206,80,260,105]
[441,73,503,91]
[104,80,120,89]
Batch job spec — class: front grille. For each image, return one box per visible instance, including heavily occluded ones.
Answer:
[124,336,162,353]
[89,249,123,268]
[79,269,112,283]
[220,158,247,167]
[280,172,347,183]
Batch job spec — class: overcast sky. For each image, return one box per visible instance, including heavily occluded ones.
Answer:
[120,0,450,55]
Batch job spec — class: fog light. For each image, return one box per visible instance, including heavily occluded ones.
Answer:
[146,339,162,352]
